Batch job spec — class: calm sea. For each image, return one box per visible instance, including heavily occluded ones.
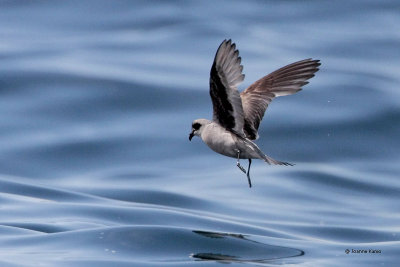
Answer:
[0,0,399,266]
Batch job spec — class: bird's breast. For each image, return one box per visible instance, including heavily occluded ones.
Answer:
[201,124,238,158]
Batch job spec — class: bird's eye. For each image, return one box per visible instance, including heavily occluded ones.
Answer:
[192,123,201,130]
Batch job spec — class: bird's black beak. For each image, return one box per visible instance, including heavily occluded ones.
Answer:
[189,131,194,141]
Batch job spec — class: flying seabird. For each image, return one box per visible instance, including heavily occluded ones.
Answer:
[189,39,320,187]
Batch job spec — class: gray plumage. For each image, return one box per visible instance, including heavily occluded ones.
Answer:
[241,58,320,140]
[209,40,245,137]
[189,39,320,187]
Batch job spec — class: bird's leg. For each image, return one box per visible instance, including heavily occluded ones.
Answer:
[236,150,247,174]
[247,159,252,188]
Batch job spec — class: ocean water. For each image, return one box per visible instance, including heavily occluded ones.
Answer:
[0,0,399,266]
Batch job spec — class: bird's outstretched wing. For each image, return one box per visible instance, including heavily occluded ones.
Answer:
[209,39,245,136]
[240,59,321,140]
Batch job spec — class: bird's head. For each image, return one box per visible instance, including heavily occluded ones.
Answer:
[189,119,208,141]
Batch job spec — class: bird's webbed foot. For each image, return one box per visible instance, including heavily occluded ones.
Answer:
[236,150,247,174]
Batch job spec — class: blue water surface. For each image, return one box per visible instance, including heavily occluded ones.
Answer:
[0,0,399,266]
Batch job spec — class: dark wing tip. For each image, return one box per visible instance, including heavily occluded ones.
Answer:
[277,161,295,166]
[219,39,237,51]
[220,39,232,47]
[300,58,321,67]
[310,58,321,69]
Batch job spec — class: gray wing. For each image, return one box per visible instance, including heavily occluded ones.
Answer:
[240,58,321,140]
[209,39,245,136]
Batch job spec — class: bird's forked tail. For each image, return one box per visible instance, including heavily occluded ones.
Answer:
[241,137,294,166]
[264,154,294,166]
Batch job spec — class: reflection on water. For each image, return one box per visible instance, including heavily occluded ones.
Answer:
[192,230,304,263]
[0,0,400,266]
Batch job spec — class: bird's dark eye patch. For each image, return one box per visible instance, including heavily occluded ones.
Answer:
[192,122,201,130]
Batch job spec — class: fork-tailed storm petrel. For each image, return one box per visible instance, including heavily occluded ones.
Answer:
[189,39,320,187]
